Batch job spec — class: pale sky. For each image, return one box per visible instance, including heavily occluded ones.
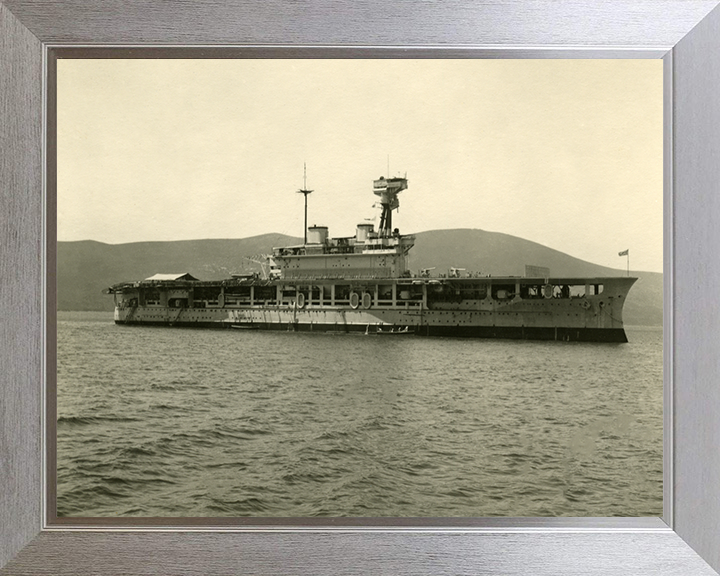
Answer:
[58,59,663,272]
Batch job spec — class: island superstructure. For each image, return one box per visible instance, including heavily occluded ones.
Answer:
[107,175,636,342]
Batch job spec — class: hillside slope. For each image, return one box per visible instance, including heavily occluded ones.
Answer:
[57,234,300,312]
[57,229,662,326]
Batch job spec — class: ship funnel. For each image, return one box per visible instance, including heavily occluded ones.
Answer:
[356,223,374,242]
[307,225,328,244]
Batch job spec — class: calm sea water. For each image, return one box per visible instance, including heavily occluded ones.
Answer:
[56,311,663,517]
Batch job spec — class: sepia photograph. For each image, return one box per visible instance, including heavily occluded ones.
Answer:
[56,58,663,518]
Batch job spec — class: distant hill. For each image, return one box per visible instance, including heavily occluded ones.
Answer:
[57,229,662,326]
[56,233,300,313]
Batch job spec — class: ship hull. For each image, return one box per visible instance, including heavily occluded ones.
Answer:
[111,275,637,343]
[114,316,628,342]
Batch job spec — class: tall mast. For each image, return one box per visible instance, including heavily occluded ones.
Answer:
[296,163,313,244]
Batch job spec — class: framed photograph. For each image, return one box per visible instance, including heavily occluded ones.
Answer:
[2,2,720,575]
[51,54,666,523]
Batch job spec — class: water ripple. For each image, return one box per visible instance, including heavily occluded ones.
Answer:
[57,312,663,518]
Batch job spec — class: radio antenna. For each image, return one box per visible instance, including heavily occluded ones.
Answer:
[296,163,313,244]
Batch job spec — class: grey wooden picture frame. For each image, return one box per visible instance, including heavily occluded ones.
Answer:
[2,1,720,574]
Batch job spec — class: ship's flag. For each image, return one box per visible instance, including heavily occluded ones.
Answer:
[618,249,629,257]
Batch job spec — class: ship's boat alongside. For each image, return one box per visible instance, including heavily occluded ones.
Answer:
[107,176,637,342]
